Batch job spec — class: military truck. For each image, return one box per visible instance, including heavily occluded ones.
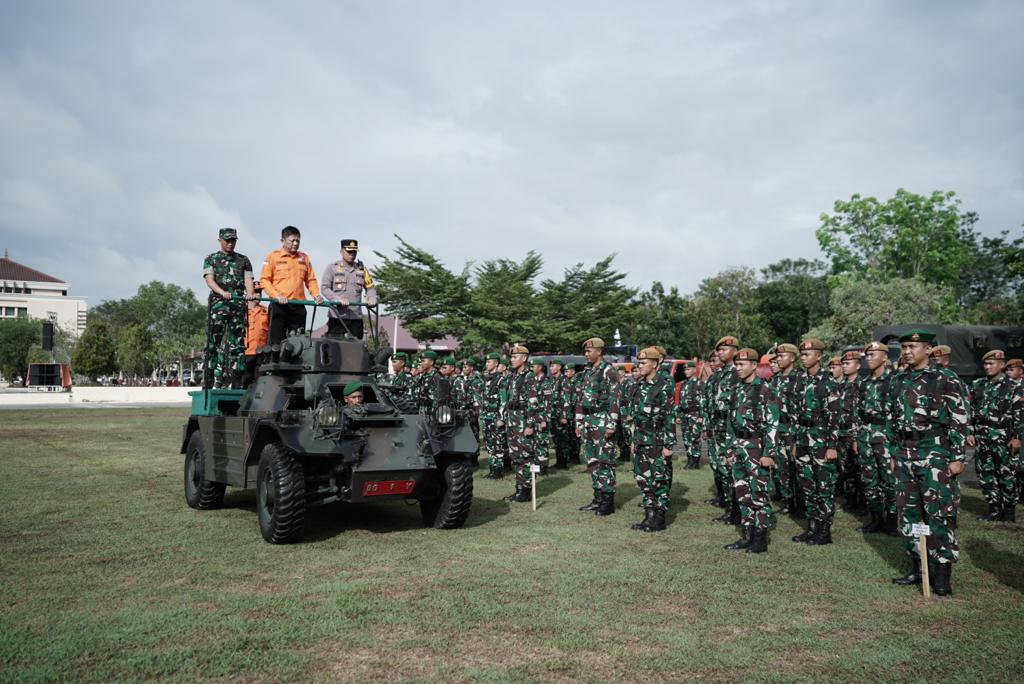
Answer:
[181,300,477,544]
[873,324,1024,382]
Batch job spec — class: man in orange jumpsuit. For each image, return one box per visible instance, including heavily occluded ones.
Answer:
[242,281,270,387]
[259,225,323,344]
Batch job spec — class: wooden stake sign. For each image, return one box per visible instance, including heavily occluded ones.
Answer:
[530,464,541,511]
[912,523,932,598]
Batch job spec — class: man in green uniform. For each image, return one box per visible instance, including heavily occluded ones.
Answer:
[202,227,255,389]
[969,349,1023,522]
[561,363,583,465]
[709,336,741,525]
[617,365,640,463]
[410,350,444,412]
[629,346,676,532]
[548,359,572,469]
[529,357,553,474]
[722,348,780,553]
[455,357,484,458]
[480,353,508,479]
[675,361,704,469]
[888,330,969,596]
[855,341,898,535]
[575,337,621,516]
[389,351,414,392]
[503,345,539,502]
[835,347,864,511]
[770,343,802,515]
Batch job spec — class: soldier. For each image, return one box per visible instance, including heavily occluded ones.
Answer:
[575,338,621,516]
[1006,358,1023,383]
[528,357,553,474]
[259,226,324,345]
[456,358,484,459]
[561,362,583,465]
[503,345,539,502]
[768,352,779,376]
[548,359,572,469]
[479,353,509,479]
[708,336,742,524]
[388,352,414,392]
[930,344,972,524]
[202,227,255,389]
[855,341,899,535]
[835,347,864,511]
[410,350,443,412]
[320,239,377,339]
[791,338,840,546]
[828,356,843,381]
[616,365,640,463]
[629,347,676,532]
[770,343,802,515]
[439,356,458,380]
[722,348,780,553]
[702,351,725,506]
[342,380,364,407]
[969,349,1023,522]
[888,330,969,596]
[675,361,704,469]
[241,280,269,388]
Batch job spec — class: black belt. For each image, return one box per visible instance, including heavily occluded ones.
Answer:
[582,407,604,415]
[734,429,761,439]
[898,428,943,441]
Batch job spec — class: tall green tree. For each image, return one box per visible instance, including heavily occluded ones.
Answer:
[956,225,1024,324]
[117,324,156,379]
[460,253,543,352]
[623,281,692,357]
[682,267,773,356]
[816,189,973,286]
[0,317,41,382]
[72,321,117,381]
[757,258,831,345]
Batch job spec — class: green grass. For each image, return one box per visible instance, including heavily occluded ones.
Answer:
[1,408,1022,683]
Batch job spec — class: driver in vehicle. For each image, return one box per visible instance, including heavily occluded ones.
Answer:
[343,380,365,407]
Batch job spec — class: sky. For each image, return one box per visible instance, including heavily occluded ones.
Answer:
[1,1,1022,307]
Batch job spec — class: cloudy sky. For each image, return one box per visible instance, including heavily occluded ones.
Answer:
[1,1,1021,306]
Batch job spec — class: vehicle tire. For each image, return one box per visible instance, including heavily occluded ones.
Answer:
[184,431,225,510]
[256,442,306,544]
[420,459,474,529]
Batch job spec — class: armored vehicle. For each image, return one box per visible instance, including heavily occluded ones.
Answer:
[181,300,477,543]
[873,324,1024,382]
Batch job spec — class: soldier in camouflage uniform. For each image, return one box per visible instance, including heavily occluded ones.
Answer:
[202,227,255,389]
[769,343,802,515]
[855,341,899,535]
[455,357,484,459]
[930,344,973,523]
[790,338,840,546]
[617,365,640,463]
[675,361,704,469]
[708,336,742,525]
[888,330,969,596]
[969,349,1023,522]
[529,357,553,474]
[1011,359,1024,504]
[503,346,540,502]
[561,363,583,465]
[834,347,864,511]
[722,348,780,553]
[576,337,621,516]
[628,347,676,532]
[480,353,508,479]
[388,351,414,393]
[548,359,572,469]
[410,350,444,412]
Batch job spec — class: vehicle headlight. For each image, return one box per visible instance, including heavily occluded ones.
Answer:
[435,405,453,425]
[314,400,341,428]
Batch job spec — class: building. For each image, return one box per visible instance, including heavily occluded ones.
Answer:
[0,250,88,335]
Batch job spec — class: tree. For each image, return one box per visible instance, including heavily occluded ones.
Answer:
[757,258,832,345]
[622,281,692,357]
[805,276,954,351]
[816,189,973,287]
[460,253,543,352]
[681,268,773,356]
[117,324,156,379]
[955,225,1024,324]
[0,317,41,382]
[72,321,117,381]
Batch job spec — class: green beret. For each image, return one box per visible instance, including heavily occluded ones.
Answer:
[499,356,510,365]
[392,351,408,362]
[564,363,578,370]
[343,380,362,396]
[684,360,696,368]
[529,357,545,366]
[549,357,564,366]
[463,357,480,368]
[897,330,936,344]
[485,352,501,361]
[440,356,456,366]
[421,350,439,360]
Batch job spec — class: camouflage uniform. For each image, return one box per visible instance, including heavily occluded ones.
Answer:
[505,366,542,489]
[617,372,639,461]
[576,359,620,496]
[708,365,741,513]
[724,375,780,533]
[770,368,802,508]
[631,369,676,516]
[970,372,1023,518]
[833,374,862,506]
[549,372,573,468]
[675,376,704,467]
[411,367,444,413]
[856,367,898,524]
[480,366,509,476]
[390,369,414,393]
[528,368,553,471]
[202,250,253,387]
[793,367,839,540]
[561,370,582,464]
[453,369,483,456]
[888,363,969,568]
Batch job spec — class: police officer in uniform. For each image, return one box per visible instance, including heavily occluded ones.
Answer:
[321,239,377,339]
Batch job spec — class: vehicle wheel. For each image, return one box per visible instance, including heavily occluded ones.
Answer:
[420,460,474,529]
[184,431,225,510]
[256,442,306,544]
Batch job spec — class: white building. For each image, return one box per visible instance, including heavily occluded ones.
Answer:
[0,250,88,335]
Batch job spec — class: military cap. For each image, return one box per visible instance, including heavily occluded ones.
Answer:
[828,356,841,366]
[509,344,529,355]
[654,346,668,357]
[392,351,409,362]
[800,338,825,351]
[549,357,564,366]
[342,380,362,396]
[341,239,359,252]
[766,352,777,360]
[930,345,952,357]
[864,341,888,353]
[735,348,759,362]
[463,357,480,368]
[841,349,862,361]
[1006,358,1022,369]
[564,362,578,370]
[219,227,238,240]
[638,346,664,360]
[529,357,545,366]
[897,329,936,344]
[582,337,605,350]
[485,352,501,361]
[775,343,799,355]
[440,356,457,366]
[683,360,696,368]
[421,350,439,360]
[499,356,510,365]
[982,349,1006,361]
[715,335,740,349]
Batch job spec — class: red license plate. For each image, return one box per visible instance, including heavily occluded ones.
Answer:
[361,479,415,496]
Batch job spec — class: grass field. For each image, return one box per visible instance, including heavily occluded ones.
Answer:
[1,408,1023,683]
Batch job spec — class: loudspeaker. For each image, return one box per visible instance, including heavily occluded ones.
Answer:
[42,322,54,351]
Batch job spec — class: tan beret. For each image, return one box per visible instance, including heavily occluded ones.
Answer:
[1006,358,1022,369]
[654,346,668,357]
[841,349,861,361]
[930,345,952,357]
[735,348,759,362]
[775,343,799,355]
[864,341,888,353]
[982,349,1006,361]
[828,356,842,366]
[509,344,530,355]
[715,335,740,349]
[801,338,825,351]
[582,337,604,350]
[638,346,664,361]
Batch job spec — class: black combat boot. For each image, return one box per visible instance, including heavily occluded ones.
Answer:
[856,510,884,534]
[977,503,1002,521]
[892,558,922,585]
[725,525,753,550]
[631,508,656,531]
[579,491,601,511]
[1003,505,1016,523]
[595,491,615,516]
[806,516,832,546]
[483,466,497,480]
[746,527,768,554]
[792,517,818,543]
[503,486,526,502]
[931,561,953,596]
[712,499,732,523]
[726,499,741,526]
[884,511,900,537]
[704,477,724,506]
[642,509,667,532]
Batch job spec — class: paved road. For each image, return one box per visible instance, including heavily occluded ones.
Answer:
[0,402,190,411]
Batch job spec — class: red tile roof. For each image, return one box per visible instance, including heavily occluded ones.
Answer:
[311,314,460,351]
[0,256,64,283]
